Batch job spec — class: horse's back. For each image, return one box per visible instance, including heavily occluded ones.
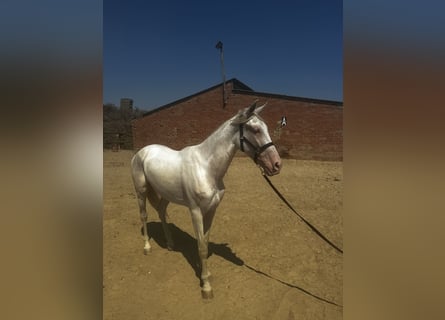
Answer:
[135,144,182,166]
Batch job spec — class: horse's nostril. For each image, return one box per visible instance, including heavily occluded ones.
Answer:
[274,161,282,171]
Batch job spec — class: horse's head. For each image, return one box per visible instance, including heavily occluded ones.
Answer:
[232,101,282,176]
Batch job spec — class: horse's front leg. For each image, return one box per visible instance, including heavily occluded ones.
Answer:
[202,206,217,279]
[190,207,213,299]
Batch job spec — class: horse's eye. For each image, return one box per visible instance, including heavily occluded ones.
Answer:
[249,126,260,134]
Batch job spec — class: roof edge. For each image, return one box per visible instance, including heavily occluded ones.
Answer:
[140,78,342,118]
[232,88,343,106]
[141,78,252,117]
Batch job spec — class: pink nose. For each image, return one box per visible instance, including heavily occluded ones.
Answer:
[273,160,282,173]
[274,160,282,172]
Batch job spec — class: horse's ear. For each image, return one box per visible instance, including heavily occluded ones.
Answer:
[245,100,267,116]
[254,102,268,114]
[246,99,258,115]
[232,99,258,124]
[232,99,268,125]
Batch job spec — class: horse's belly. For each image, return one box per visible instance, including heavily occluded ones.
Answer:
[148,174,185,204]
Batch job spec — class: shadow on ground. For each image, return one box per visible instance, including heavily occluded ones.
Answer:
[145,222,244,279]
[144,222,342,307]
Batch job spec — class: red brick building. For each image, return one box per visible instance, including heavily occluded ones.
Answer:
[132,79,342,161]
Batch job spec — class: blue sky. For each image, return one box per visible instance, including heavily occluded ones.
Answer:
[104,0,342,110]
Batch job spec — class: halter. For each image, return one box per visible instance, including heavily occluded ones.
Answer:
[239,123,275,163]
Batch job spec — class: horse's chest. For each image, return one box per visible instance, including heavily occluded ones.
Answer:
[188,179,224,209]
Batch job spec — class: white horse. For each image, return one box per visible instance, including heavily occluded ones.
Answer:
[131,100,282,299]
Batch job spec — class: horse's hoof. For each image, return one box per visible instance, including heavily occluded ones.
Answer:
[143,247,152,255]
[201,289,214,300]
[167,243,174,251]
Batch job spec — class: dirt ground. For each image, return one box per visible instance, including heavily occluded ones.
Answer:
[103,150,342,320]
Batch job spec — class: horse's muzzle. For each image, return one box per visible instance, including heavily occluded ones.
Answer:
[258,149,282,176]
[265,160,282,176]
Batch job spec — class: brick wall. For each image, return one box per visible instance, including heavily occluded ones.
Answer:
[132,82,342,161]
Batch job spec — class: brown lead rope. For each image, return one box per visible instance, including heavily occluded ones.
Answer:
[262,173,343,254]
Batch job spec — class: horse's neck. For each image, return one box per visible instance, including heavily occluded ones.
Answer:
[197,119,238,179]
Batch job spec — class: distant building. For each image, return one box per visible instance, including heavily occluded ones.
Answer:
[120,98,133,111]
[132,78,343,161]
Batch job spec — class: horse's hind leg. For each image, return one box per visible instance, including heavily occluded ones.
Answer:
[137,193,152,254]
[156,198,174,250]
[131,155,153,254]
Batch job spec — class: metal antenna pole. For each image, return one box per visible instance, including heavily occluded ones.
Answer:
[215,41,226,107]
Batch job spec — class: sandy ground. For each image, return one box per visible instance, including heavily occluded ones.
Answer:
[103,150,342,320]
